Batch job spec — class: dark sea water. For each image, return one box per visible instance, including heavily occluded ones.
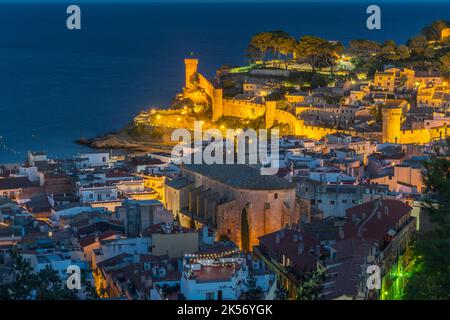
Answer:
[0,2,449,163]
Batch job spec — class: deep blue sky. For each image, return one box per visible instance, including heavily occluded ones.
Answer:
[0,0,448,3]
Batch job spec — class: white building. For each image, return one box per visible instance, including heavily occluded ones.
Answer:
[18,166,39,183]
[181,254,276,300]
[78,185,118,204]
[77,152,111,168]
[92,236,151,268]
[27,151,47,166]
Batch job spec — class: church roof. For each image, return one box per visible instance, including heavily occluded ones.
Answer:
[183,164,294,190]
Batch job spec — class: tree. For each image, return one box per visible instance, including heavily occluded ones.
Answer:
[269,31,291,61]
[322,41,344,75]
[241,208,250,252]
[275,285,288,300]
[381,40,398,61]
[421,20,450,41]
[404,138,450,299]
[296,35,330,73]
[349,39,381,56]
[296,269,324,300]
[408,35,428,56]
[0,251,36,300]
[248,32,275,64]
[0,252,82,300]
[439,52,450,76]
[310,73,327,89]
[277,35,297,69]
[397,45,411,60]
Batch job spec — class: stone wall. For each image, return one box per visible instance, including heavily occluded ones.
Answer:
[399,126,448,144]
[222,98,266,119]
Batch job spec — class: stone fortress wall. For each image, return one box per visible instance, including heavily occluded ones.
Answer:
[143,58,449,144]
[188,58,365,140]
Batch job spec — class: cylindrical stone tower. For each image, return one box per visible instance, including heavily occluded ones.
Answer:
[382,106,402,143]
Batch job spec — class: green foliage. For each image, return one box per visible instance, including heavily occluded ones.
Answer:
[127,123,163,139]
[440,52,450,76]
[296,35,334,73]
[349,39,381,56]
[215,116,265,130]
[247,31,297,68]
[310,73,328,88]
[408,35,428,56]
[275,286,289,300]
[404,138,450,299]
[0,252,96,300]
[296,269,324,300]
[397,45,411,60]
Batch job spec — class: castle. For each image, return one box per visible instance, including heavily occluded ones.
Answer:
[139,58,449,145]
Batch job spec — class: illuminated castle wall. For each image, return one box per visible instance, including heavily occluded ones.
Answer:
[178,58,449,144]
[381,106,448,144]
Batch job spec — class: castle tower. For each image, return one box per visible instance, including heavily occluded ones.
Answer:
[382,106,402,143]
[265,100,277,129]
[441,27,450,41]
[184,58,199,89]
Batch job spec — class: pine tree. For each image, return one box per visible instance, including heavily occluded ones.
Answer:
[189,215,196,230]
[241,208,250,252]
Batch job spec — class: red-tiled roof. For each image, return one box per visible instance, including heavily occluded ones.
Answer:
[344,199,412,242]
[0,177,35,190]
[258,229,319,271]
[192,265,236,283]
[79,229,122,248]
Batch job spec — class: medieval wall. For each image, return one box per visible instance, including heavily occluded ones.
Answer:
[197,73,215,99]
[222,98,266,119]
[183,59,450,144]
[399,126,448,144]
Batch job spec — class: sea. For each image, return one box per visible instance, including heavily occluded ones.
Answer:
[0,1,449,163]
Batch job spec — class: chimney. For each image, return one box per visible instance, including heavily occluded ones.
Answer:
[298,242,304,255]
[338,227,345,240]
[377,210,382,220]
[315,244,321,258]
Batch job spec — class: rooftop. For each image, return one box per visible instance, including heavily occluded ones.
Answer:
[183,164,294,190]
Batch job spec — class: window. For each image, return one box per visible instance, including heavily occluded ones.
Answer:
[102,157,106,162]
[330,200,335,205]
[274,193,278,199]
[342,199,347,204]
[205,292,215,300]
